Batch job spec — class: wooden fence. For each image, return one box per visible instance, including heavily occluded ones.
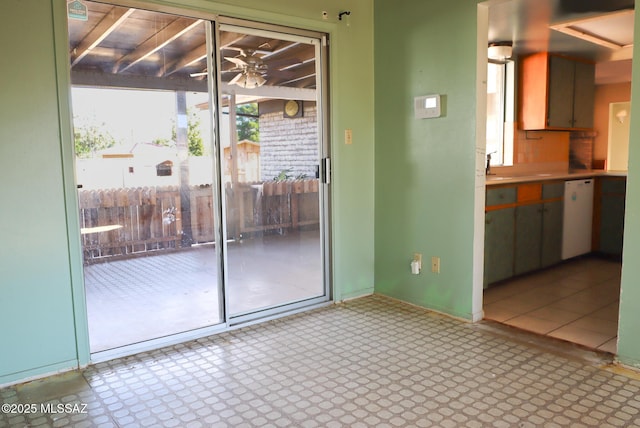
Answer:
[78,180,319,263]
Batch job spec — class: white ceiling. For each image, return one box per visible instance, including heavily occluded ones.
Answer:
[488,0,635,84]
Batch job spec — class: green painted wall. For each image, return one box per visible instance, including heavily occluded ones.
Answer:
[0,0,374,384]
[0,0,79,384]
[373,0,479,319]
[615,9,640,368]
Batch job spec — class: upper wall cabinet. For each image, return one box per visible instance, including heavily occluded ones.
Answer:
[519,52,595,131]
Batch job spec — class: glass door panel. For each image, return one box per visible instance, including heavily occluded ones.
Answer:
[68,3,223,352]
[217,25,329,318]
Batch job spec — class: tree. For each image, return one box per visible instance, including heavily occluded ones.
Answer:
[172,109,204,156]
[74,121,117,158]
[236,103,259,142]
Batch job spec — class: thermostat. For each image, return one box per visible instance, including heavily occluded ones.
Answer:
[414,94,441,119]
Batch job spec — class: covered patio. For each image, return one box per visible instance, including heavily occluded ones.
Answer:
[85,229,322,352]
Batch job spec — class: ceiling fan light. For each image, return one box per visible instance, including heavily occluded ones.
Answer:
[488,43,513,61]
[254,74,266,87]
[236,71,265,89]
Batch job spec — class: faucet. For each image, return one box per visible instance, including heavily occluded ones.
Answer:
[486,151,497,175]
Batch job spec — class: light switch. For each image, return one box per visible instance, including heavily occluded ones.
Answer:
[345,129,353,145]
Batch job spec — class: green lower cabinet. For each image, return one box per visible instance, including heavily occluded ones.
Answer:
[541,200,563,267]
[484,182,565,287]
[515,204,543,275]
[484,207,515,287]
[600,193,625,255]
[515,201,563,275]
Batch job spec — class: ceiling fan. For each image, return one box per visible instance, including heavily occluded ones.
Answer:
[224,49,268,89]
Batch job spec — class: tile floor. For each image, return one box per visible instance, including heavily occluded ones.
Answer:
[3,295,640,427]
[484,256,622,353]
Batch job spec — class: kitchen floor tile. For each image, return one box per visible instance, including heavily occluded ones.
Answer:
[488,296,549,313]
[591,302,621,322]
[483,304,521,322]
[563,317,618,337]
[598,337,618,354]
[548,325,614,349]
[548,277,594,291]
[505,315,568,335]
[483,256,621,353]
[546,297,609,315]
[526,306,584,324]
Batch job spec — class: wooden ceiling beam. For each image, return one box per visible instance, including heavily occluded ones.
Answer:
[160,43,207,77]
[113,18,203,74]
[219,32,246,49]
[262,43,315,65]
[72,69,208,92]
[71,7,135,67]
[221,82,316,101]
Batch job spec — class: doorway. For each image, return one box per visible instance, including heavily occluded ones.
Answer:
[478,0,632,353]
[68,2,330,354]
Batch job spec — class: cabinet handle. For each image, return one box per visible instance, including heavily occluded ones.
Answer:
[486,219,492,225]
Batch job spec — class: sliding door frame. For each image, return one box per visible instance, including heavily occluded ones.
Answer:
[214,17,332,327]
[60,0,332,362]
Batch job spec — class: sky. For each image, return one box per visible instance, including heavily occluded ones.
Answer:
[71,87,210,146]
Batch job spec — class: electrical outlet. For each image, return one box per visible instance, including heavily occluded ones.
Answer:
[431,256,440,274]
[413,253,422,265]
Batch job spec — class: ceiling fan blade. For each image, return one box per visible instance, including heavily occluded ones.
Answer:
[225,57,247,67]
[229,72,243,85]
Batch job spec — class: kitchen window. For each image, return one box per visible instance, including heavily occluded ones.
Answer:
[486,60,515,166]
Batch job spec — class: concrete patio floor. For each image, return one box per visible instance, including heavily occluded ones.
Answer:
[85,230,323,352]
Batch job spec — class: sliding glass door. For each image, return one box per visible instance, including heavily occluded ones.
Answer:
[69,4,223,352]
[216,23,329,321]
[68,2,329,353]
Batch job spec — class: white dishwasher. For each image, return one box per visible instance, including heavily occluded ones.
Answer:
[562,179,594,260]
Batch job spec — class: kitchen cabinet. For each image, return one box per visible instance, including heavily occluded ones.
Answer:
[484,181,564,286]
[484,186,516,287]
[515,183,564,275]
[519,52,595,130]
[541,200,563,267]
[484,207,515,286]
[515,203,543,275]
[596,177,626,256]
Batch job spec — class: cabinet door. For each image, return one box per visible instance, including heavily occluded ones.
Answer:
[572,61,595,129]
[600,193,625,256]
[541,200,563,267]
[547,56,575,128]
[484,208,515,287]
[515,204,543,275]
[486,186,517,206]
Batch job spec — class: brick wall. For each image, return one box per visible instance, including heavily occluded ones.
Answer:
[259,104,318,181]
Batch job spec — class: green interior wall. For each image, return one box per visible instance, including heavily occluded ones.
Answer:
[0,0,374,385]
[0,0,78,384]
[615,9,640,368]
[373,0,479,319]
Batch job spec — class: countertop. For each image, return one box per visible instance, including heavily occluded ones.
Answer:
[485,170,627,186]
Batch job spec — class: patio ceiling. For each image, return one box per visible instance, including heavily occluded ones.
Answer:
[68,2,317,100]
